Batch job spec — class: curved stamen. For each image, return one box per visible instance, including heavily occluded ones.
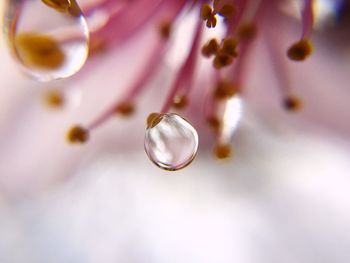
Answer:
[301,0,314,40]
[161,18,203,113]
[87,39,167,131]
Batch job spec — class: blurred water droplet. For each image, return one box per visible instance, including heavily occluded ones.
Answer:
[219,94,243,144]
[144,113,199,171]
[3,0,89,81]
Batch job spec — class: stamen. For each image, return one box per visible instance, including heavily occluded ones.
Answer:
[213,52,233,69]
[93,0,186,45]
[283,96,303,112]
[161,19,203,113]
[264,26,303,112]
[146,112,164,129]
[42,90,65,108]
[301,0,314,40]
[287,0,314,61]
[146,112,163,129]
[66,125,89,144]
[87,39,166,131]
[200,4,213,20]
[159,20,172,39]
[213,143,232,159]
[221,37,238,57]
[201,38,219,58]
[41,0,71,12]
[213,79,238,99]
[203,36,238,69]
[287,40,313,61]
[115,101,135,117]
[200,3,217,28]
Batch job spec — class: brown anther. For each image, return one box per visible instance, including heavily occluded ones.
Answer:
[287,40,313,61]
[206,15,217,28]
[173,95,188,109]
[218,4,236,19]
[42,0,71,12]
[283,96,302,112]
[146,113,163,129]
[206,116,221,132]
[214,80,238,99]
[66,0,81,17]
[200,3,218,28]
[213,52,233,69]
[43,90,64,108]
[213,143,232,159]
[159,20,172,39]
[200,4,213,20]
[221,37,238,57]
[67,125,89,144]
[202,38,219,58]
[238,23,257,41]
[115,101,135,116]
[15,33,64,70]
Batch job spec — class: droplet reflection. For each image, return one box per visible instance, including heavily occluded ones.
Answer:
[3,0,89,81]
[144,113,199,171]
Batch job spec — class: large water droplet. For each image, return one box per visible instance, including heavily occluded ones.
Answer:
[144,113,199,171]
[3,0,89,81]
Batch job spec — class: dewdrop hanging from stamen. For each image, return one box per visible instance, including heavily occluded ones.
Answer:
[3,0,89,81]
[144,113,199,171]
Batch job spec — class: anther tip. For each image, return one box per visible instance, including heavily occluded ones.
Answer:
[116,101,135,117]
[159,20,172,39]
[67,125,89,144]
[213,143,232,159]
[200,4,212,20]
[287,40,313,61]
[43,90,64,108]
[283,96,302,112]
[41,0,71,12]
[146,113,163,129]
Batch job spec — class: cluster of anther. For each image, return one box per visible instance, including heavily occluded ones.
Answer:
[202,37,238,69]
[61,0,316,168]
[200,1,235,28]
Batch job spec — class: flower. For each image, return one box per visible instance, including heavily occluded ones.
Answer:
[1,1,350,262]
[2,0,323,168]
[1,0,350,175]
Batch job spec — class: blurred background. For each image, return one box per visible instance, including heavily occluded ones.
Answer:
[0,0,350,262]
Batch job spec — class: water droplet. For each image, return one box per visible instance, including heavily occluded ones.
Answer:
[144,113,199,171]
[3,0,89,81]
